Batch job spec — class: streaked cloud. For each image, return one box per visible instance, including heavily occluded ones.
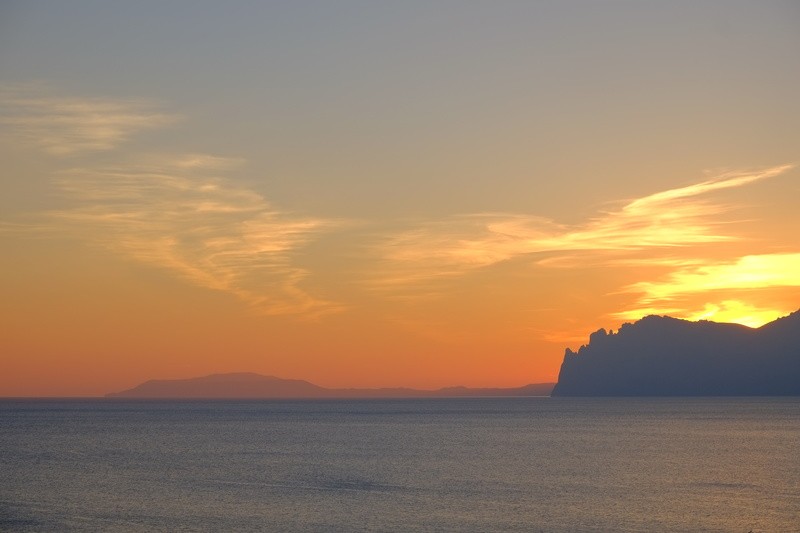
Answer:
[167,153,246,170]
[370,165,793,291]
[622,253,800,301]
[48,157,343,315]
[3,84,795,329]
[0,85,341,316]
[613,252,800,327]
[0,84,176,155]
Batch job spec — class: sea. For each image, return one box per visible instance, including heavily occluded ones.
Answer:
[1,397,798,532]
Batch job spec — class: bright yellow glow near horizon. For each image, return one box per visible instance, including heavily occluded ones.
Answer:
[685,301,788,329]
[610,254,800,328]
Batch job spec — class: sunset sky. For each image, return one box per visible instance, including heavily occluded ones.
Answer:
[1,2,799,396]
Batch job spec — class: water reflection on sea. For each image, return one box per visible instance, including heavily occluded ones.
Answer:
[2,397,798,532]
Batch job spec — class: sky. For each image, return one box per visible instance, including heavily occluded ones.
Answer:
[1,1,799,396]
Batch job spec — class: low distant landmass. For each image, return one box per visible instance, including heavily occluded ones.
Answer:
[107,373,555,399]
[552,309,800,396]
[108,309,800,399]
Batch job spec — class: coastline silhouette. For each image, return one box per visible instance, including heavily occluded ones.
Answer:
[108,309,800,399]
[107,373,555,399]
[552,309,800,396]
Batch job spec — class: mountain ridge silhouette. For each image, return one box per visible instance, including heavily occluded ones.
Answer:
[552,309,800,396]
[107,373,555,398]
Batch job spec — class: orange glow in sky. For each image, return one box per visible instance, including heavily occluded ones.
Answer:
[1,3,799,396]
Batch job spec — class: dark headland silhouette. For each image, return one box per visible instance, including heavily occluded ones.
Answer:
[107,373,555,399]
[107,309,799,398]
[552,309,800,396]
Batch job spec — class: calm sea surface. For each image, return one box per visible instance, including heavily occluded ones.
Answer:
[1,398,798,532]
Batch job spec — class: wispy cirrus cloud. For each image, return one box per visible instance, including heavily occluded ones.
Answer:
[50,156,343,315]
[370,165,793,291]
[0,84,177,155]
[1,84,342,315]
[622,253,800,302]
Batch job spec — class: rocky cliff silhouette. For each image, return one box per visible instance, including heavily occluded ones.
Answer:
[107,372,555,398]
[552,309,800,396]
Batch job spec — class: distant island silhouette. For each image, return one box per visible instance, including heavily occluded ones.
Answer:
[108,309,800,398]
[552,309,800,396]
[107,373,555,399]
